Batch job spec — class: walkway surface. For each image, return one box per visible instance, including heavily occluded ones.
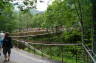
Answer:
[0,48,61,63]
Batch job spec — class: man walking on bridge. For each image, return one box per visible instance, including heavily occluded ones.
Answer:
[2,32,13,62]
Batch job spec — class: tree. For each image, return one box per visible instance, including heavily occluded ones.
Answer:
[16,0,37,11]
[0,0,17,32]
[31,14,45,28]
[91,0,96,54]
[43,0,81,29]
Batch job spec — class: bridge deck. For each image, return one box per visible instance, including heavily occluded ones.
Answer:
[0,48,61,63]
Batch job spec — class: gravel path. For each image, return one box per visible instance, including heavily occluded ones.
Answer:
[0,48,62,63]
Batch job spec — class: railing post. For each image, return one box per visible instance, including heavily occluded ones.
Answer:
[75,45,78,63]
[49,46,52,59]
[61,46,64,63]
[17,41,19,48]
[33,44,36,55]
[41,45,44,57]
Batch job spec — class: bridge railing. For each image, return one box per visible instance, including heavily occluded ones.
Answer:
[13,39,96,63]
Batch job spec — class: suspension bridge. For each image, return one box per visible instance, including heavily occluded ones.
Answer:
[0,29,96,63]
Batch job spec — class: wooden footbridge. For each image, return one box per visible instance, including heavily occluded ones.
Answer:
[0,30,96,63]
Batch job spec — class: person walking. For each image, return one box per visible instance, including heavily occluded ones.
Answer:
[0,31,5,56]
[2,32,13,62]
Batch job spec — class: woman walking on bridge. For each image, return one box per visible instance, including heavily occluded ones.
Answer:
[2,32,13,62]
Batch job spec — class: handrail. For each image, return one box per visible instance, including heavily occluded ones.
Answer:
[11,30,47,34]
[81,43,96,63]
[11,32,61,38]
[13,39,81,46]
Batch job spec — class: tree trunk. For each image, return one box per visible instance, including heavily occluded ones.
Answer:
[91,0,96,54]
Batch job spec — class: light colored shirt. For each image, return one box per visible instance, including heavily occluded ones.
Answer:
[0,33,5,45]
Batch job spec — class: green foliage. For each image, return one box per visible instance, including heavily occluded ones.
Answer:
[63,29,81,42]
[16,11,33,29]
[43,0,78,28]
[0,0,17,32]
[17,0,37,11]
[31,14,45,28]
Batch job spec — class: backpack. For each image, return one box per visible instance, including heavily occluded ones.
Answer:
[3,37,13,48]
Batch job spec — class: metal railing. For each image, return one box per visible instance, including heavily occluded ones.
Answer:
[81,43,96,63]
[13,39,96,63]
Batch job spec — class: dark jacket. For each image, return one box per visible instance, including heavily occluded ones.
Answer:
[2,37,13,48]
